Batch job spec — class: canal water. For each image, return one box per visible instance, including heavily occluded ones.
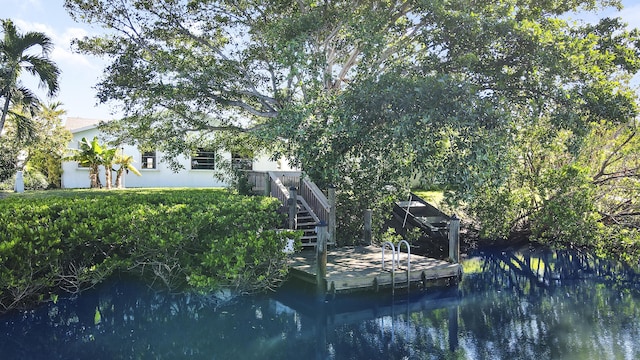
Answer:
[1,246,639,359]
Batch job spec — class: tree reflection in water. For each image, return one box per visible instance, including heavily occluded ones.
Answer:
[1,247,639,359]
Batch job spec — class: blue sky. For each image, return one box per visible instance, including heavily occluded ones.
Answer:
[2,0,115,120]
[2,0,640,121]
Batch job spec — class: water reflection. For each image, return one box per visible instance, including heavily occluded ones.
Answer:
[1,248,639,359]
[459,247,640,360]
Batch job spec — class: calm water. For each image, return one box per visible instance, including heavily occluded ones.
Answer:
[1,247,640,360]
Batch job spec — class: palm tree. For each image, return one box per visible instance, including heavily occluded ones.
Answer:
[102,147,117,190]
[38,101,66,120]
[0,19,60,137]
[66,136,105,188]
[114,150,141,189]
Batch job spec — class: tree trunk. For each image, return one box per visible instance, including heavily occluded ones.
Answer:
[115,169,123,189]
[90,164,99,188]
[105,166,112,190]
[0,95,10,137]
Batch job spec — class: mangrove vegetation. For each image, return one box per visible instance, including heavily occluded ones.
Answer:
[0,189,300,314]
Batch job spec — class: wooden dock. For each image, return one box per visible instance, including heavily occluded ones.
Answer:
[288,246,462,295]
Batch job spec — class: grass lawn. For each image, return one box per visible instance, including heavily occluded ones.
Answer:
[411,189,445,207]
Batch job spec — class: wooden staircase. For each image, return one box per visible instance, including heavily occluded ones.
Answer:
[295,197,320,247]
[241,170,335,248]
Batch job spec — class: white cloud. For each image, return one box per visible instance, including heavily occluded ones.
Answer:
[11,19,99,69]
[2,0,43,13]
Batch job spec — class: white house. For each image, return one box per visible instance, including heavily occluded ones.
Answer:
[61,117,294,189]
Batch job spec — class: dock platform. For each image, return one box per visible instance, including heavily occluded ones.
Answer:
[288,246,462,295]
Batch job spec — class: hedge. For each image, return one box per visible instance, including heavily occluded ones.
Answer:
[0,189,300,313]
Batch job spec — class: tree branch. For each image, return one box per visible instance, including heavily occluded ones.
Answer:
[592,168,639,185]
[593,130,637,181]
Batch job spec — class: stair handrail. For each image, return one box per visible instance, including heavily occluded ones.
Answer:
[300,175,330,224]
[264,171,334,246]
[269,172,290,205]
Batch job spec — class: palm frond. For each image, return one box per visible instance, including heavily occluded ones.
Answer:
[1,20,18,43]
[0,19,60,135]
[8,111,36,141]
[13,86,40,116]
[21,31,54,54]
[21,55,60,96]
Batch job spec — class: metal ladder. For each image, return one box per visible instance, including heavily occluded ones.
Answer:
[382,240,411,295]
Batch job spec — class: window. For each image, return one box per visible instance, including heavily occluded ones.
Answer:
[141,151,156,169]
[232,152,253,171]
[191,148,215,170]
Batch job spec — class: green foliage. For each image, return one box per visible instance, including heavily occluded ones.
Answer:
[0,104,71,188]
[63,0,640,252]
[380,227,403,245]
[0,189,300,313]
[0,100,70,188]
[0,137,19,182]
[528,165,599,244]
[22,102,71,189]
[466,118,639,257]
[0,167,49,190]
[65,136,106,188]
[113,150,141,189]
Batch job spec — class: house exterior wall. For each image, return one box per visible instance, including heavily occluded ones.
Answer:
[61,125,294,189]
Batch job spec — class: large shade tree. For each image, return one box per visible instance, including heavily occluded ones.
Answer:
[0,19,60,137]
[64,0,639,247]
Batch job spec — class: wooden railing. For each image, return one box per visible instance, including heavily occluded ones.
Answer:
[242,170,268,194]
[240,170,300,202]
[242,171,336,245]
[270,174,290,205]
[300,176,330,225]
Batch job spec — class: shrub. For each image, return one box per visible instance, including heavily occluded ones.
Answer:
[0,189,300,313]
[0,168,50,191]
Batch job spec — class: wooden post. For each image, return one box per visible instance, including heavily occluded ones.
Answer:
[315,221,328,300]
[264,172,271,197]
[315,303,328,359]
[288,187,297,230]
[448,306,459,352]
[363,209,372,245]
[328,186,336,246]
[448,214,460,263]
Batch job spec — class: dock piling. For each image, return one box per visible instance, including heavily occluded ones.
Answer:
[328,186,336,246]
[448,214,460,263]
[363,209,372,245]
[315,221,328,299]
